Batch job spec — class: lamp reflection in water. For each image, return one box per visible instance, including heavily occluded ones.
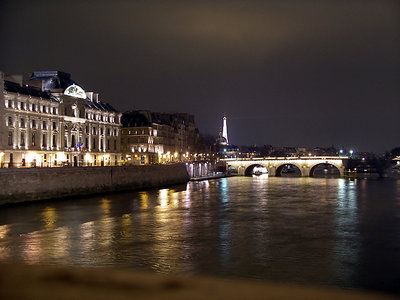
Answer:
[139,191,149,209]
[98,198,115,248]
[334,179,359,286]
[42,206,57,229]
[151,188,185,273]
[0,225,11,259]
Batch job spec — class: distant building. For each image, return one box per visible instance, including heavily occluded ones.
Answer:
[121,110,201,164]
[0,70,122,168]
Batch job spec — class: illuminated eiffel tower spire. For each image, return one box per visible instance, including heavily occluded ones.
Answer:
[222,115,229,145]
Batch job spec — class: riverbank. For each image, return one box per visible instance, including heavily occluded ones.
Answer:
[190,173,233,181]
[0,264,395,300]
[0,164,189,205]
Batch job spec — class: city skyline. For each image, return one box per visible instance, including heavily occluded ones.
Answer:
[1,0,399,153]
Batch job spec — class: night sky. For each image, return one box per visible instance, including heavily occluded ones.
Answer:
[1,0,399,153]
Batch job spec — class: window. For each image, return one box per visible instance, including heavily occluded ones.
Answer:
[85,137,88,148]
[32,103,36,111]
[114,140,117,150]
[52,121,57,130]
[86,126,89,134]
[42,121,47,130]
[31,133,36,146]
[100,128,104,135]
[53,135,57,147]
[20,132,25,146]
[20,102,25,110]
[42,134,47,147]
[43,106,47,113]
[93,138,96,148]
[92,127,96,135]
[32,119,36,128]
[20,118,25,128]
[52,107,57,114]
[8,132,13,145]
[121,138,124,144]
[107,139,110,150]
[71,135,76,148]
[7,116,12,126]
[7,100,12,108]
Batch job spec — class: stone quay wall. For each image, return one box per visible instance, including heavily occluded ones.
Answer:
[0,164,190,205]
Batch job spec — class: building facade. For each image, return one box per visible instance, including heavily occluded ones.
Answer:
[121,110,201,164]
[0,71,122,168]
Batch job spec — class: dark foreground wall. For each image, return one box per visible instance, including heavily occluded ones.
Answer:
[0,164,190,205]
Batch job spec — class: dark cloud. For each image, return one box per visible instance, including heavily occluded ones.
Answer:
[1,0,399,152]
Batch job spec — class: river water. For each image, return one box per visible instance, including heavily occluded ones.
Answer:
[1,176,399,294]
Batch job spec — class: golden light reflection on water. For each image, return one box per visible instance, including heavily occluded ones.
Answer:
[120,214,133,239]
[139,192,149,209]
[42,206,57,229]
[0,224,10,239]
[0,225,11,259]
[159,189,168,208]
[50,227,70,259]
[151,187,186,272]
[101,198,111,214]
[80,221,95,253]
[22,231,41,264]
[98,198,115,248]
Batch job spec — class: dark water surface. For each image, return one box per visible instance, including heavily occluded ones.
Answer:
[1,177,400,294]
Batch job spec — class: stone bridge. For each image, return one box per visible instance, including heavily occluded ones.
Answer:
[223,156,348,177]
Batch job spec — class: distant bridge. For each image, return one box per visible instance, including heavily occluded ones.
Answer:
[223,156,349,177]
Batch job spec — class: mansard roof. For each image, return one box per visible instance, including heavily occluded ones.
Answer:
[30,71,76,90]
[4,80,56,101]
[84,99,119,113]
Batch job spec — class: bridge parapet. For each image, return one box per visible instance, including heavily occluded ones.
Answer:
[223,156,348,177]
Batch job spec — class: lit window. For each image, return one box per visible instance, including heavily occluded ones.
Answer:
[8,132,13,145]
[20,132,25,146]
[31,133,36,146]
[42,134,47,147]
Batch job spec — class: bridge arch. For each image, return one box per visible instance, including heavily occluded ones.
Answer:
[275,163,303,177]
[309,163,341,177]
[244,164,268,176]
[227,164,238,175]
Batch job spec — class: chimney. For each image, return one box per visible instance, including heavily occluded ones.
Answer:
[93,93,99,103]
[86,91,94,101]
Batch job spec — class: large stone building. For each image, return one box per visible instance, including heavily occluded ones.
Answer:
[121,110,201,164]
[0,70,122,167]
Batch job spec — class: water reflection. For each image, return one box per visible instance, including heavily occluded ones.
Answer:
[42,206,57,229]
[334,179,360,288]
[0,177,399,294]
